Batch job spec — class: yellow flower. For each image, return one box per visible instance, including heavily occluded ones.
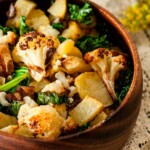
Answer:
[121,0,150,32]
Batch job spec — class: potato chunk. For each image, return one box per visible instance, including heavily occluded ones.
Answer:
[15,125,34,137]
[0,125,33,137]
[6,0,37,27]
[29,79,50,93]
[90,111,107,126]
[0,112,17,129]
[26,9,50,30]
[62,117,78,134]
[70,96,103,126]
[57,39,82,58]
[47,0,67,19]
[54,104,67,119]
[38,25,60,37]
[61,21,84,41]
[75,72,113,107]
[0,125,18,134]
[60,56,92,74]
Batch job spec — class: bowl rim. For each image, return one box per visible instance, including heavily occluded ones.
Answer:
[0,0,142,142]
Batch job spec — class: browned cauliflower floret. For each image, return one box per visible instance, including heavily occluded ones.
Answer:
[84,48,127,100]
[18,105,64,138]
[0,30,16,45]
[12,31,60,81]
[0,44,14,77]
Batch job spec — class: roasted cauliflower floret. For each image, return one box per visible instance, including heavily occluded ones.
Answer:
[84,48,127,100]
[0,30,16,45]
[0,44,14,77]
[19,105,64,138]
[42,71,76,96]
[0,92,10,106]
[12,31,60,81]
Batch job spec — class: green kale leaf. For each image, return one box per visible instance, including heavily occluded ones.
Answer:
[0,67,30,92]
[0,25,18,35]
[37,92,69,105]
[20,16,34,35]
[57,36,67,43]
[115,68,133,103]
[52,22,64,29]
[8,101,22,117]
[68,2,93,25]
[75,35,110,54]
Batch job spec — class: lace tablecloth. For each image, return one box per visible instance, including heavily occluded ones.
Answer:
[90,0,150,149]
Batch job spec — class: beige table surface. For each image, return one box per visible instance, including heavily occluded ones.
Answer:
[90,0,150,150]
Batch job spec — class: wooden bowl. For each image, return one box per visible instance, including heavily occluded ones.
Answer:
[0,0,143,150]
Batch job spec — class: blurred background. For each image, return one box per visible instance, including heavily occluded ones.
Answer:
[90,0,150,150]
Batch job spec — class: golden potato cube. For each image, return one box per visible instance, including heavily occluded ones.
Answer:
[90,111,107,126]
[61,21,84,41]
[75,72,113,107]
[0,124,34,137]
[15,0,37,17]
[29,79,50,93]
[57,39,74,55]
[15,125,33,138]
[72,47,83,58]
[0,112,17,129]
[0,125,18,134]
[60,56,92,74]
[70,96,104,126]
[62,117,78,133]
[38,25,60,37]
[57,39,83,58]
[6,0,37,27]
[47,0,67,19]
[54,104,67,119]
[26,9,50,30]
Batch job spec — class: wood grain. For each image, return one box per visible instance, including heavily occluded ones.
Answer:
[0,0,143,150]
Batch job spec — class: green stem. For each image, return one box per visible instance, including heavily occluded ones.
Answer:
[0,73,28,92]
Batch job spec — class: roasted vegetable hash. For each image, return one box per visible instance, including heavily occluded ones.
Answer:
[0,0,133,139]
